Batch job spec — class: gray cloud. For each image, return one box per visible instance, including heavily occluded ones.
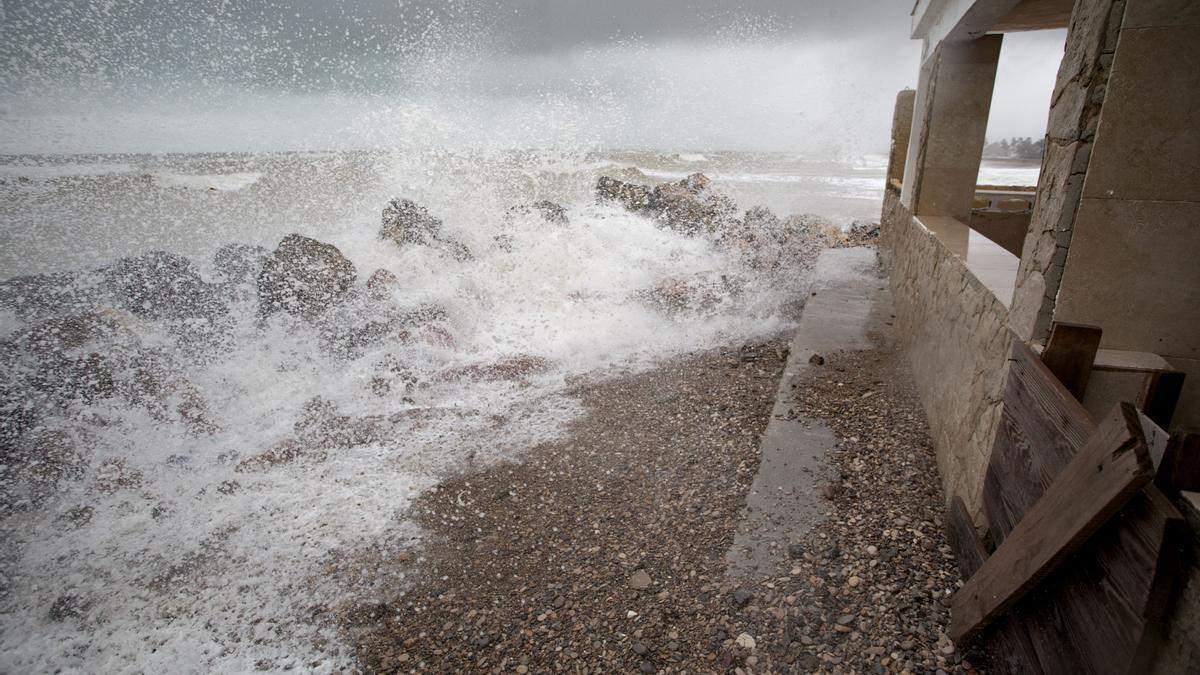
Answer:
[0,0,1065,153]
[1,0,909,93]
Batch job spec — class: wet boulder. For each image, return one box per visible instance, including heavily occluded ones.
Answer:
[212,243,270,288]
[637,274,731,315]
[101,251,224,320]
[380,198,473,261]
[366,268,400,302]
[236,397,389,472]
[596,176,652,211]
[508,200,569,226]
[381,198,442,246]
[3,312,136,406]
[436,354,551,383]
[0,271,101,323]
[256,234,357,318]
[597,173,738,235]
[645,174,739,235]
[1,428,88,516]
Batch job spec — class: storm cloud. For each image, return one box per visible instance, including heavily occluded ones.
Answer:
[0,0,1065,153]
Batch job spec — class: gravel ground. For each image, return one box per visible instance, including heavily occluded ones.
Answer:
[341,331,980,674]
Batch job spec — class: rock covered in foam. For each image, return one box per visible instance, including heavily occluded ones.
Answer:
[366,268,400,301]
[596,172,738,235]
[212,243,270,287]
[256,234,357,318]
[507,200,569,226]
[100,250,225,320]
[380,198,473,261]
[0,271,100,323]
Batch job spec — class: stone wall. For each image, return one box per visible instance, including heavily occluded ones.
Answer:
[1009,0,1125,343]
[879,185,1012,520]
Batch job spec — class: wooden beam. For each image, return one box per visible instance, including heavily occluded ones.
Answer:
[951,402,1158,643]
[945,497,1045,674]
[1141,370,1186,430]
[985,338,1094,542]
[1040,322,1102,401]
[1158,430,1200,493]
[981,337,1185,671]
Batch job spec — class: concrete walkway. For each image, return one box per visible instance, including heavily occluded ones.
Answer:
[726,247,893,578]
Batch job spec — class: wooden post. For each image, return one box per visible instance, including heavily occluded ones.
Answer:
[950,402,1158,643]
[1040,322,1103,401]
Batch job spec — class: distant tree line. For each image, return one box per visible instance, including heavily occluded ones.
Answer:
[983,136,1046,160]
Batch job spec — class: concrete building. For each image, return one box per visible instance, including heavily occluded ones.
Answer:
[879,0,1199,669]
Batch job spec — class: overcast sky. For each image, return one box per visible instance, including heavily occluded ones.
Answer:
[0,0,1067,154]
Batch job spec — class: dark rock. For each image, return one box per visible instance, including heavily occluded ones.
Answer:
[732,589,755,607]
[101,250,224,320]
[1,428,87,515]
[48,594,91,622]
[787,543,806,559]
[596,176,652,210]
[639,660,656,673]
[257,234,357,318]
[809,354,825,366]
[596,173,738,235]
[0,271,100,322]
[381,198,443,247]
[366,269,400,301]
[632,643,649,655]
[212,243,270,288]
[509,200,569,226]
[380,198,473,261]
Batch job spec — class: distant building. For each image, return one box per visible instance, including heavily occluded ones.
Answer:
[879,0,1198,670]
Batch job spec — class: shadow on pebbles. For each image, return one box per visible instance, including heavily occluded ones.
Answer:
[343,334,980,674]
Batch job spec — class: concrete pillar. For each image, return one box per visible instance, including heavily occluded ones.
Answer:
[1049,0,1200,433]
[900,60,933,210]
[1008,0,1126,345]
[886,90,917,188]
[907,35,1004,223]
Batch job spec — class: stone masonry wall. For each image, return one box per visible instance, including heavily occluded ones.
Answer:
[1009,0,1125,343]
[879,185,1011,521]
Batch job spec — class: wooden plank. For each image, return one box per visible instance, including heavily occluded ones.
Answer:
[984,338,1094,543]
[1027,486,1185,674]
[951,403,1157,643]
[1041,322,1103,401]
[1158,430,1200,493]
[979,335,1185,672]
[945,497,1045,674]
[1141,370,1185,431]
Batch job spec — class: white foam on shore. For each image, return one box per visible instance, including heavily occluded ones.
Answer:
[0,162,135,181]
[0,155,812,672]
[153,172,263,191]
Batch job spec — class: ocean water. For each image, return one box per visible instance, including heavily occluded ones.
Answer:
[0,150,1038,672]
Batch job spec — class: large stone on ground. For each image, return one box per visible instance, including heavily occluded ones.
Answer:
[101,251,224,320]
[380,198,473,261]
[596,173,738,235]
[508,200,569,226]
[0,271,100,322]
[256,234,357,318]
[212,243,270,287]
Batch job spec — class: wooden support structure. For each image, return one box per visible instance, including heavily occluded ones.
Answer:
[950,403,1157,643]
[1159,431,1200,494]
[948,336,1187,673]
[944,497,1045,674]
[1040,322,1102,401]
[1142,370,1187,431]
